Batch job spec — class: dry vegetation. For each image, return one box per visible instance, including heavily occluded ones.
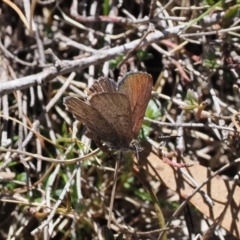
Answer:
[1,0,240,239]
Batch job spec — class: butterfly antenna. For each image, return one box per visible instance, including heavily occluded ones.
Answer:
[135,143,139,160]
[132,140,142,160]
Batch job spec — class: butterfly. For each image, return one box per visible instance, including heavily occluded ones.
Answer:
[63,72,152,152]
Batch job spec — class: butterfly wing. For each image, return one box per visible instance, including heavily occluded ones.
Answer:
[88,76,118,96]
[89,93,133,149]
[63,97,119,144]
[118,72,152,137]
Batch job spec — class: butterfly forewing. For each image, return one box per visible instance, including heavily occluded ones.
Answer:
[118,72,153,137]
[63,97,119,144]
[89,93,133,149]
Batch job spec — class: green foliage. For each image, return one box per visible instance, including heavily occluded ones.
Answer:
[136,50,153,61]
[140,99,161,139]
[109,55,124,69]
[203,50,221,69]
[123,175,134,189]
[109,50,152,69]
[12,135,19,141]
[116,233,124,240]
[103,227,123,240]
[134,187,152,201]
[103,0,110,16]
[5,181,15,191]
[184,89,199,109]
[222,4,240,22]
[103,227,114,240]
[146,99,161,119]
[205,0,220,5]
[184,1,222,30]
[16,172,27,182]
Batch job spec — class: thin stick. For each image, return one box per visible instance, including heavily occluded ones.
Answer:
[107,152,121,228]
[117,24,155,69]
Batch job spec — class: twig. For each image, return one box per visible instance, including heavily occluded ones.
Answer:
[9,72,76,159]
[107,153,121,228]
[0,147,100,165]
[0,24,185,97]
[117,23,155,69]
[145,117,238,133]
[30,167,77,235]
[163,158,240,230]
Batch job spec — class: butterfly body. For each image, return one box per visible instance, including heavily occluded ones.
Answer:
[64,72,152,152]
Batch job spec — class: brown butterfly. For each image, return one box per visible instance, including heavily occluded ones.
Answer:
[63,72,152,152]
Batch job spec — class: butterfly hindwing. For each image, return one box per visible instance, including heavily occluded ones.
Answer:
[88,77,118,96]
[89,93,133,149]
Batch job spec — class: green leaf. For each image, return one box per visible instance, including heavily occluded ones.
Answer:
[16,172,27,182]
[146,99,162,119]
[222,5,240,23]
[134,188,152,201]
[181,105,198,110]
[109,55,124,69]
[186,89,198,105]
[136,50,153,61]
[103,227,115,240]
[103,0,109,16]
[206,0,219,5]
[116,233,124,240]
